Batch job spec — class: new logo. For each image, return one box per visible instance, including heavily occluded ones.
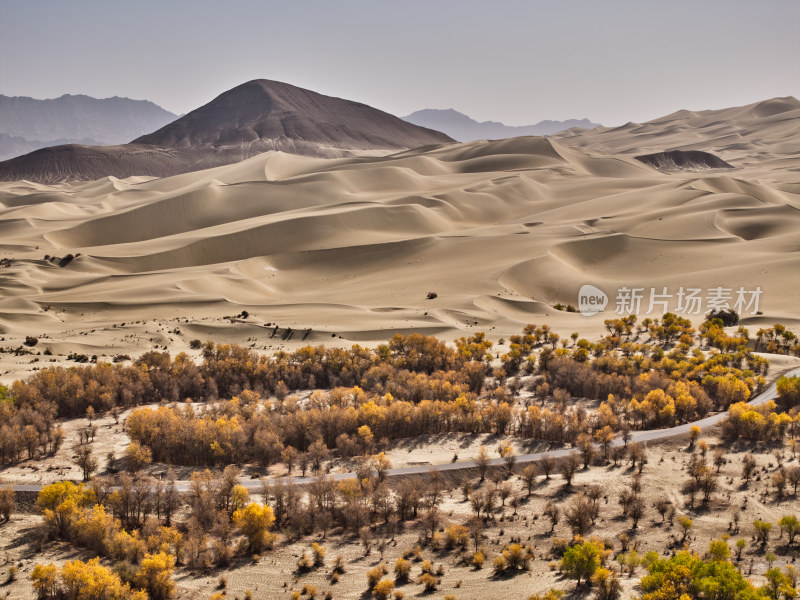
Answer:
[578,284,608,316]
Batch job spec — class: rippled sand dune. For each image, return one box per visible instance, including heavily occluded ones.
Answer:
[0,98,798,380]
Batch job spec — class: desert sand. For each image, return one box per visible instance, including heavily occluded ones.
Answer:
[0,96,799,383]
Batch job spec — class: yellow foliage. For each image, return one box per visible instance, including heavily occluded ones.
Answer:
[444,523,469,549]
[134,552,176,600]
[32,558,147,600]
[373,577,395,599]
[232,503,276,553]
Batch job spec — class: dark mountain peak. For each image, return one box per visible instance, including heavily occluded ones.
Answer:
[134,79,453,150]
[0,79,453,182]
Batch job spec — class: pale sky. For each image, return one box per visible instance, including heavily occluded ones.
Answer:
[1,0,798,126]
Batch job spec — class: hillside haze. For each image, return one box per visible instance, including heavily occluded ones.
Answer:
[0,80,454,182]
[0,94,177,160]
[403,108,600,142]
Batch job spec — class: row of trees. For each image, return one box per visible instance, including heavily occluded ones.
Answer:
[1,318,793,469]
[123,365,794,470]
[723,399,800,442]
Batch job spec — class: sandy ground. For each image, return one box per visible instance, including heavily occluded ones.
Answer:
[1,96,799,384]
[1,431,798,600]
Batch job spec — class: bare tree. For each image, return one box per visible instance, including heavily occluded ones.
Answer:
[539,456,556,480]
[74,444,98,481]
[628,495,645,528]
[520,465,538,497]
[564,494,594,536]
[476,446,490,481]
[653,498,673,524]
[742,453,757,484]
[560,453,581,487]
[543,501,560,532]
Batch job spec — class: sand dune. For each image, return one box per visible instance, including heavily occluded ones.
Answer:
[554,96,800,180]
[0,97,798,381]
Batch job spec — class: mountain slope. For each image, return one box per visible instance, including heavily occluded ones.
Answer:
[0,80,454,182]
[136,80,453,152]
[0,94,177,157]
[403,108,600,142]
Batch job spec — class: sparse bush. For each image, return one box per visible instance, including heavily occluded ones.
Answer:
[373,578,394,600]
[444,523,469,550]
[394,557,411,582]
[5,565,17,583]
[678,516,693,542]
[417,572,439,591]
[592,567,621,600]
[753,519,772,546]
[367,563,388,589]
[312,542,326,566]
[0,485,15,522]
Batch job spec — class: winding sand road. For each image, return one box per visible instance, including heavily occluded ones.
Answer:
[11,367,800,494]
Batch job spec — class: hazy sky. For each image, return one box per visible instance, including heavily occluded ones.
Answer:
[1,0,798,126]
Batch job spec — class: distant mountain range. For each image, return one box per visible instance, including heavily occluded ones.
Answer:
[402,108,600,142]
[0,80,454,182]
[0,94,177,160]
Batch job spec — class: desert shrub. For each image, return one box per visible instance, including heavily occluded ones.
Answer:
[592,567,622,600]
[708,539,730,562]
[394,557,411,582]
[297,553,313,572]
[302,584,318,598]
[417,572,440,591]
[366,563,388,589]
[753,519,773,546]
[311,542,326,566]
[373,577,394,599]
[444,523,469,550]
[0,484,15,522]
[529,590,564,600]
[332,554,346,575]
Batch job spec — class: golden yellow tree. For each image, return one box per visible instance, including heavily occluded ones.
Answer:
[232,503,276,553]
